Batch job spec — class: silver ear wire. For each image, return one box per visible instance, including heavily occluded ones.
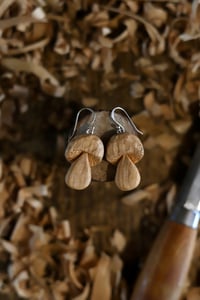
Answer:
[68,108,96,141]
[110,107,143,135]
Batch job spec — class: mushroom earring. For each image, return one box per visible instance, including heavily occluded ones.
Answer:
[65,108,104,190]
[106,107,144,191]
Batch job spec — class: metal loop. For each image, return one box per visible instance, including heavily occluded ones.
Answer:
[110,107,143,135]
[68,108,96,141]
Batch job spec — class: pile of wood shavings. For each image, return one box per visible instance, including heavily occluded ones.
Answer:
[0,0,199,104]
[0,157,126,299]
[0,0,200,299]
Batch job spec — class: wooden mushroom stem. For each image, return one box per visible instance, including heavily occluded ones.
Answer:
[106,133,144,191]
[65,153,92,190]
[115,155,141,191]
[65,134,104,190]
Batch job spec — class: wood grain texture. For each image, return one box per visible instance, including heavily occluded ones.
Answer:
[65,153,91,190]
[74,111,141,182]
[115,155,141,191]
[131,221,197,300]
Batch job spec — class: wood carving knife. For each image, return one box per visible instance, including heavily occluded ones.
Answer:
[131,142,200,300]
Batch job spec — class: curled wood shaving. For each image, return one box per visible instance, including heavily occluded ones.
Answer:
[111,255,123,289]
[1,58,59,86]
[170,119,192,134]
[8,260,25,280]
[68,260,83,290]
[169,37,188,67]
[0,15,45,30]
[121,190,150,206]
[54,32,70,55]
[91,254,111,300]
[26,198,43,214]
[180,0,200,41]
[12,271,32,298]
[155,133,180,150]
[11,164,26,187]
[0,0,15,18]
[4,37,50,56]
[15,185,48,212]
[12,269,47,299]
[31,7,46,20]
[143,3,168,28]
[102,5,165,55]
[124,19,138,37]
[29,225,51,250]
[80,243,98,268]
[55,220,71,240]
[51,281,69,300]
[20,158,32,177]
[0,181,9,218]
[0,216,13,236]
[29,254,48,278]
[11,214,30,242]
[42,81,66,97]
[110,230,126,253]
[72,283,90,300]
[0,240,18,257]
[49,206,59,227]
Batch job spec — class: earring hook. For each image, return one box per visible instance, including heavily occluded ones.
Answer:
[68,107,96,141]
[110,107,143,135]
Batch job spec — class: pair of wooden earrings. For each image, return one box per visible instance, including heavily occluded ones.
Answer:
[65,107,144,191]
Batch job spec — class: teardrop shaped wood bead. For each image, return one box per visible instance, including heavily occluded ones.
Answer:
[65,153,91,190]
[115,155,141,191]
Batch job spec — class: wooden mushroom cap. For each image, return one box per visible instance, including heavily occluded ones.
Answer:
[65,134,104,167]
[106,133,144,164]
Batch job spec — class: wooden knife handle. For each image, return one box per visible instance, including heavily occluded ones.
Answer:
[131,221,197,300]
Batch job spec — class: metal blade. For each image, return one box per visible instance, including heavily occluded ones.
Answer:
[182,142,200,211]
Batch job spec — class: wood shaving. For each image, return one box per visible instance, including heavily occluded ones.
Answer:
[170,119,192,134]
[1,58,59,86]
[110,230,127,253]
[155,133,181,150]
[80,243,97,268]
[121,189,150,206]
[166,184,177,213]
[72,283,90,300]
[91,254,111,300]
[0,156,126,299]
[143,3,168,28]
[0,16,43,30]
[82,97,99,107]
[0,1,199,299]
[0,0,15,18]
